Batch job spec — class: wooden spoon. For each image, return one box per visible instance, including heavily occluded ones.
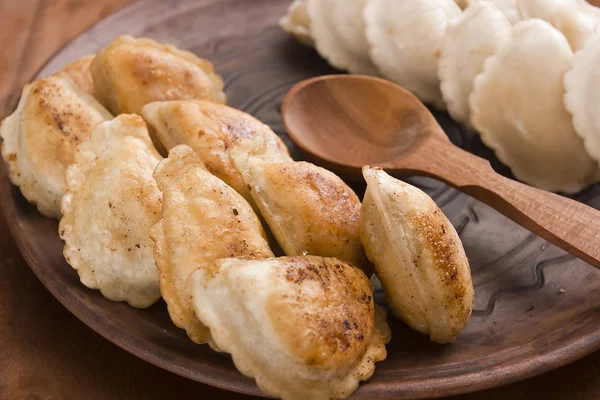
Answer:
[282,74,600,269]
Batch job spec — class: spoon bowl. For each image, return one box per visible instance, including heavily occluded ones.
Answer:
[282,74,600,269]
[282,75,447,179]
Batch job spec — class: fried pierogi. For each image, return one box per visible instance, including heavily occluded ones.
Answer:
[360,167,474,344]
[230,137,369,274]
[91,35,225,117]
[0,73,112,218]
[59,114,162,308]
[151,145,273,344]
[188,256,390,400]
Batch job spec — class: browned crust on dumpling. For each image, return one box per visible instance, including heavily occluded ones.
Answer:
[360,166,473,344]
[230,136,370,275]
[0,73,112,218]
[188,255,389,400]
[256,161,370,274]
[266,257,375,370]
[409,210,472,331]
[91,35,225,117]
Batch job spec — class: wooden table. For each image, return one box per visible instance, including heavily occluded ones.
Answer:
[2,0,600,398]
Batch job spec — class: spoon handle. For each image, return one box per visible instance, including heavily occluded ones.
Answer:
[388,138,600,268]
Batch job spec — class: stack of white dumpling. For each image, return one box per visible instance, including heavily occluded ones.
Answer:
[281,0,600,194]
[1,34,477,399]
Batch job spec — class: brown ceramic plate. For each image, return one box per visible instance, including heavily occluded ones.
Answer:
[3,0,600,398]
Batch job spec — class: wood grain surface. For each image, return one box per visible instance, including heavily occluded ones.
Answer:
[2,1,600,399]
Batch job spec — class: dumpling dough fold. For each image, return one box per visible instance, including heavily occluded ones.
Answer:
[457,0,521,24]
[564,34,600,163]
